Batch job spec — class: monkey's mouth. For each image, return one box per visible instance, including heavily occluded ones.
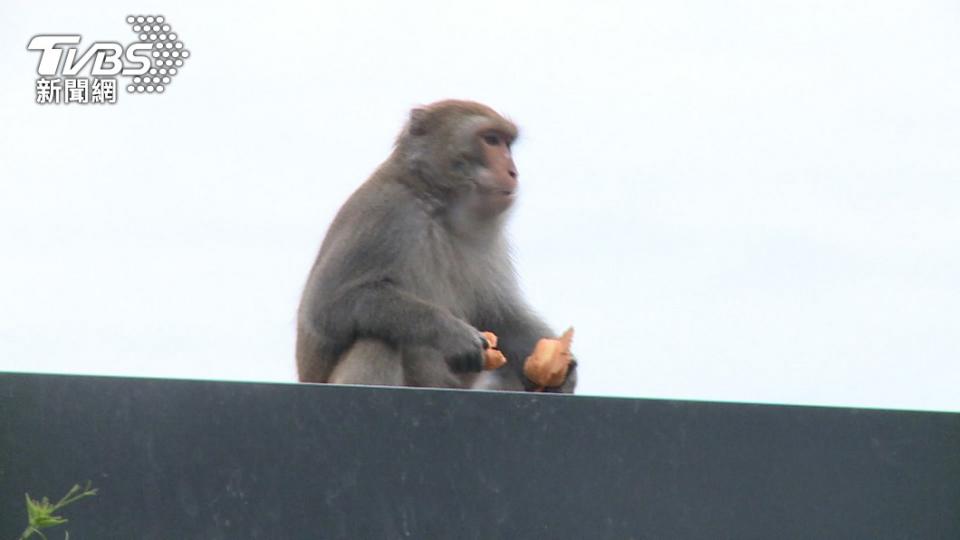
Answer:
[486,185,515,197]
[491,190,517,205]
[475,184,516,198]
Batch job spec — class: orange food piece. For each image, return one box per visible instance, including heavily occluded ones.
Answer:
[523,327,574,388]
[481,331,507,370]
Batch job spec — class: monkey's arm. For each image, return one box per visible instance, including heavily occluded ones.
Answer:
[311,279,488,373]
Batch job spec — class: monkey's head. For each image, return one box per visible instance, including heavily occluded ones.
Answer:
[397,100,519,220]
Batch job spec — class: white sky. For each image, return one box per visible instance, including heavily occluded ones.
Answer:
[1,1,958,412]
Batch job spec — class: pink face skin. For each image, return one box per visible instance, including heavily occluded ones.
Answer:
[472,130,518,217]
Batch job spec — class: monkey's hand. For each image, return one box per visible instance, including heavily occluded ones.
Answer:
[523,327,576,389]
[438,320,489,373]
[480,331,508,370]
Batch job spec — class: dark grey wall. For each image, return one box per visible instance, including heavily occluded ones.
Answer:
[1,373,958,539]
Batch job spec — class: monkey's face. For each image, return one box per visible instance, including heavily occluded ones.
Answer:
[401,102,520,220]
[448,117,519,220]
[467,126,518,217]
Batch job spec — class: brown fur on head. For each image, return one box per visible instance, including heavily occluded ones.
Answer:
[402,100,518,140]
[394,100,520,220]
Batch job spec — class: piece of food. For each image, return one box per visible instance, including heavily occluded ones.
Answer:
[481,331,508,370]
[523,327,574,388]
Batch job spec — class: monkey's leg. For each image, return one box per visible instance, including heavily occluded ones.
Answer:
[321,282,488,374]
[471,370,524,392]
[402,346,470,389]
[328,339,404,386]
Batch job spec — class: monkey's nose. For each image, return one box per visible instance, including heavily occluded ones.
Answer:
[508,169,517,179]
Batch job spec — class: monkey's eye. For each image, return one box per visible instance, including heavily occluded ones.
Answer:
[482,133,502,146]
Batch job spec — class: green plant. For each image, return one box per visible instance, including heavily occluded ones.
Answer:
[15,482,97,540]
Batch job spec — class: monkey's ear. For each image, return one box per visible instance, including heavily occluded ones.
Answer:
[408,107,430,136]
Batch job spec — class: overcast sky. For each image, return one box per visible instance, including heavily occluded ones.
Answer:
[1,0,958,411]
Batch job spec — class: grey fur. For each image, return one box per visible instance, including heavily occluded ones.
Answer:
[296,101,576,393]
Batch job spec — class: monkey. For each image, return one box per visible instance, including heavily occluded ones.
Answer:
[296,100,576,393]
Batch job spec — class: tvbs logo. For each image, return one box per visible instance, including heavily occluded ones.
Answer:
[28,15,190,104]
[28,35,153,77]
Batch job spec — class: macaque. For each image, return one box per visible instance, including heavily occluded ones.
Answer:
[296,100,576,392]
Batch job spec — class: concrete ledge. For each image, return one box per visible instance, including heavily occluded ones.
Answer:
[1,372,958,539]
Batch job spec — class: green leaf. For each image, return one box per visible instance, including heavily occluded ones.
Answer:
[19,483,97,539]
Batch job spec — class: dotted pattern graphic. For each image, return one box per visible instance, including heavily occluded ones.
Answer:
[124,15,189,94]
